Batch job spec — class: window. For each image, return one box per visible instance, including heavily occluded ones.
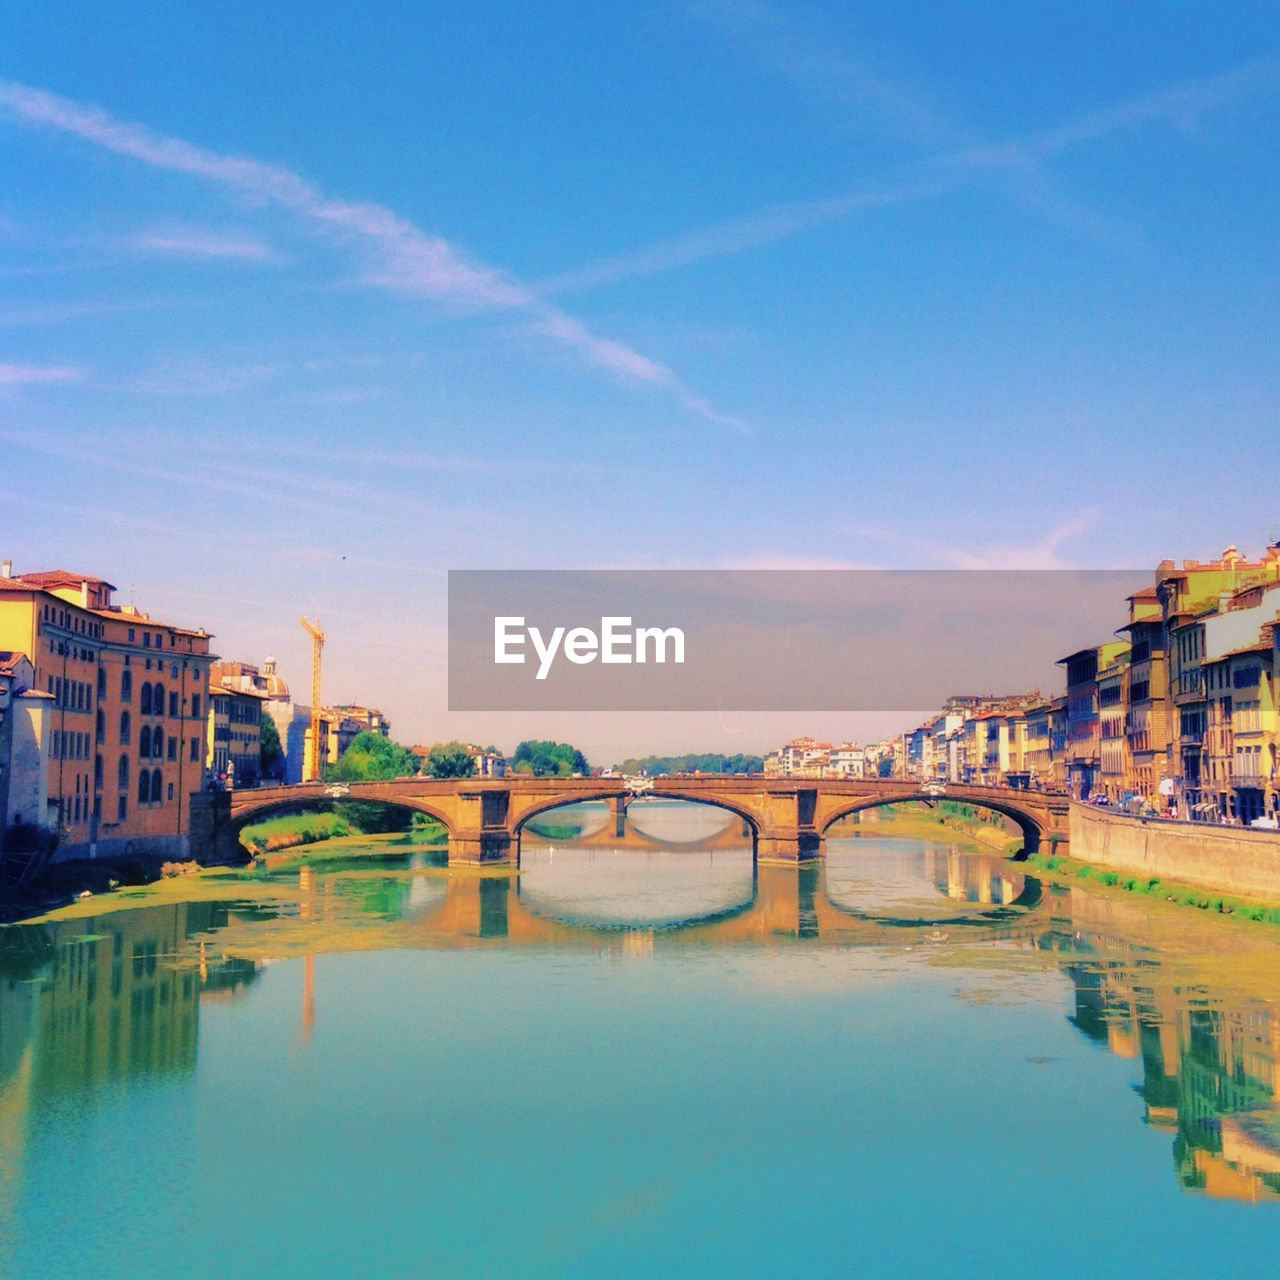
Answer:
[95,754,103,786]
[191,694,201,718]
[139,726,151,759]
[190,738,199,762]
[140,682,151,715]
[150,770,162,803]
[118,755,129,789]
[167,737,177,762]
[169,691,178,717]
[119,710,131,745]
[154,684,165,716]
[154,733,165,760]
[167,782,174,801]
[117,795,127,822]
[138,771,149,804]
[128,628,134,642]
[121,668,132,702]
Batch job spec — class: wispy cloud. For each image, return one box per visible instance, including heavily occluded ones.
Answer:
[689,0,964,148]
[0,361,82,385]
[546,50,1280,292]
[948,53,1280,173]
[129,357,284,395]
[850,512,1102,570]
[537,184,935,294]
[0,296,182,327]
[129,223,279,262]
[0,79,745,431]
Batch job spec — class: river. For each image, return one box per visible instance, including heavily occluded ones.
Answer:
[2,823,1279,1277]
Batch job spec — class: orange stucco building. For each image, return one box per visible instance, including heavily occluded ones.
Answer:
[0,565,213,858]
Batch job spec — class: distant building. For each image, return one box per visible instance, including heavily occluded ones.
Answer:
[206,665,267,788]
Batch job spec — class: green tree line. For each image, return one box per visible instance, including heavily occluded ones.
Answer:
[615,753,763,775]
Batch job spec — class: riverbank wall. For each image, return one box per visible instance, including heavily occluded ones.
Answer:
[1070,802,1280,901]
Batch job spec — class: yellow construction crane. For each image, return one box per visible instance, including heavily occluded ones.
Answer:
[299,616,325,781]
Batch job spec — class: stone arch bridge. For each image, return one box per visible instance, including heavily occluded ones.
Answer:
[190,776,1069,866]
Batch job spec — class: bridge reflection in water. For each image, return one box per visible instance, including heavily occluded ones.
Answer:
[4,843,1280,1207]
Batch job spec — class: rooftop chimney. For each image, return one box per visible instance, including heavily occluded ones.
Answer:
[1,560,10,578]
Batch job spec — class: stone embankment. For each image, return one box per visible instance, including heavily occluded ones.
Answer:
[1071,803,1280,901]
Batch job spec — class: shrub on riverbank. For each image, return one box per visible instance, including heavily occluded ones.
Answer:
[1025,851,1280,924]
[240,805,450,856]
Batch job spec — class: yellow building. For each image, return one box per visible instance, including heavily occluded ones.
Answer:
[0,566,213,857]
[206,671,265,788]
[1097,648,1130,802]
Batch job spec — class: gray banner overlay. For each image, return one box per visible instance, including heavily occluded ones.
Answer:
[448,569,1145,711]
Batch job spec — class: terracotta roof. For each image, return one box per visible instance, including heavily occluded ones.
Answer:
[1216,641,1273,660]
[89,608,212,639]
[15,569,117,591]
[210,679,268,700]
[0,650,29,676]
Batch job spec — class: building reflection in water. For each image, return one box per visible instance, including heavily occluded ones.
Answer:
[2,846,1280,1208]
[1062,946,1280,1203]
[2,907,252,1092]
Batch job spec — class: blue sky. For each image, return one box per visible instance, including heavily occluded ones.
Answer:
[2,2,1279,761]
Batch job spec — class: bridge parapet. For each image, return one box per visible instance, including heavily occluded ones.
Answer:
[203,775,1066,866]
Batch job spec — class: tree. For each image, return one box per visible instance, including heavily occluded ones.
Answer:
[511,740,588,777]
[327,731,420,782]
[260,709,283,779]
[422,741,476,779]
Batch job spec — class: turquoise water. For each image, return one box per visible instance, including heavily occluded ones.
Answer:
[3,835,1280,1277]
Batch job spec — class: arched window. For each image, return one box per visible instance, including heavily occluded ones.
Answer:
[155,733,166,761]
[153,684,165,717]
[95,754,103,786]
[150,770,163,803]
[140,683,152,715]
[119,710,130,745]
[118,755,129,789]
[138,770,149,804]
[97,667,106,697]
[139,726,151,759]
[121,668,132,702]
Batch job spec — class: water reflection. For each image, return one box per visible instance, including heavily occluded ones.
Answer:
[0,902,259,1098]
[2,838,1280,1208]
[1064,951,1280,1201]
[824,840,1039,923]
[515,846,755,930]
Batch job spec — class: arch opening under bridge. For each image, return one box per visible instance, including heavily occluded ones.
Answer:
[219,789,456,859]
[816,793,1044,858]
[513,793,757,854]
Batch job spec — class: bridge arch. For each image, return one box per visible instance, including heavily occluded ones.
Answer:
[511,791,762,850]
[816,792,1044,856]
[223,790,455,855]
[628,790,763,842]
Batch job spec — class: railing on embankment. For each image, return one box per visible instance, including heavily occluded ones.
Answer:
[1070,802,1280,901]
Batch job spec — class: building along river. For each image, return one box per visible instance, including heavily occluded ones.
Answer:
[2,804,1280,1277]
